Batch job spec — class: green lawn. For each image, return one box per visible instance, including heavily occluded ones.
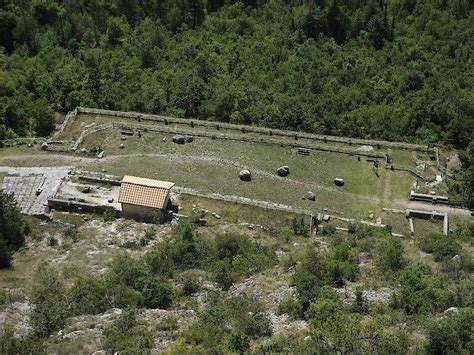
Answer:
[0,114,444,225]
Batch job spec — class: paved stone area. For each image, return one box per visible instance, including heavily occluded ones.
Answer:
[0,166,73,215]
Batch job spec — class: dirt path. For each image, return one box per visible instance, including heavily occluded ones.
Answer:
[396,200,472,217]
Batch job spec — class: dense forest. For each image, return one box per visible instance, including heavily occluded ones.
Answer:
[0,0,472,145]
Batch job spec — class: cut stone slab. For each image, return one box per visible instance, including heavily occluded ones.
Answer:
[357,145,374,152]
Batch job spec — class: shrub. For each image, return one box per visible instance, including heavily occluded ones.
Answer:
[107,254,150,291]
[0,192,28,268]
[177,293,271,352]
[173,221,199,268]
[212,233,276,289]
[321,224,336,236]
[139,226,155,246]
[29,263,69,337]
[64,225,79,243]
[0,326,45,354]
[392,263,454,315]
[156,315,179,331]
[103,209,118,222]
[229,332,250,353]
[426,309,474,354]
[352,289,369,314]
[182,275,200,296]
[293,247,359,313]
[212,259,238,290]
[278,295,303,320]
[142,278,174,309]
[418,234,461,262]
[348,222,356,234]
[68,277,109,315]
[47,236,58,247]
[144,243,174,277]
[290,217,309,236]
[102,308,154,353]
[377,236,406,271]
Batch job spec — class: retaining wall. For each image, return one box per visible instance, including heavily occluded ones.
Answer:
[111,121,387,159]
[76,107,433,152]
[47,198,117,214]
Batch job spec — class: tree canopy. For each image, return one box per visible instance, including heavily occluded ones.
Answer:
[0,0,472,147]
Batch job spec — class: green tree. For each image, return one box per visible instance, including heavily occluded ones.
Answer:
[0,191,28,268]
[426,309,474,354]
[26,98,54,137]
[141,278,174,309]
[29,263,69,337]
[377,236,405,271]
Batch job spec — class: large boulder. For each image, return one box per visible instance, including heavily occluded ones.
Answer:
[239,169,252,181]
[334,178,345,186]
[172,135,185,144]
[307,191,315,201]
[184,135,193,143]
[277,166,290,177]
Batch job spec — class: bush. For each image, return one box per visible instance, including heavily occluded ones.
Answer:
[144,243,174,277]
[29,263,69,338]
[290,217,309,236]
[392,264,454,315]
[418,234,461,261]
[321,224,336,236]
[142,278,173,309]
[211,233,276,289]
[212,259,238,290]
[0,192,28,268]
[0,326,45,354]
[156,315,179,331]
[107,254,150,291]
[139,226,155,246]
[278,295,303,320]
[47,236,57,247]
[103,209,118,222]
[179,293,271,352]
[182,275,200,296]
[352,289,369,314]
[293,246,359,313]
[228,332,250,353]
[64,225,79,243]
[426,309,474,354]
[377,236,406,271]
[68,277,109,315]
[102,308,154,353]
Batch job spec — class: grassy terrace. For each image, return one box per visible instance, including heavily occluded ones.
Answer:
[0,112,430,221]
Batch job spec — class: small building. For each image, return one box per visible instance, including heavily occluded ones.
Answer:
[118,175,175,222]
